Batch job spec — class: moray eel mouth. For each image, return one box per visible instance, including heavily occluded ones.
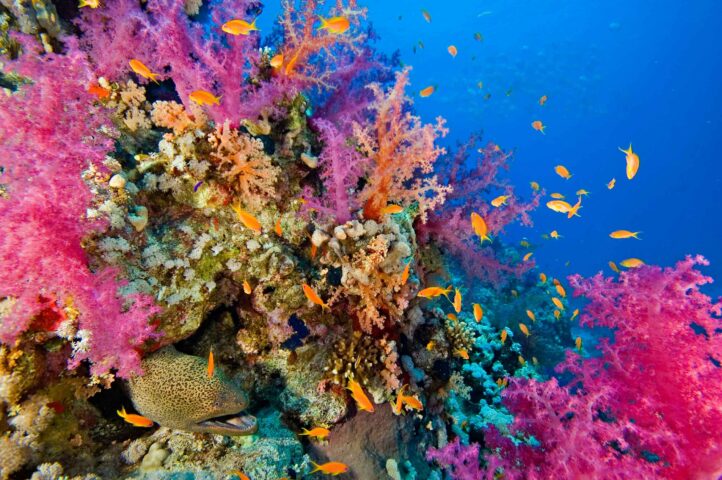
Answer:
[197,410,258,435]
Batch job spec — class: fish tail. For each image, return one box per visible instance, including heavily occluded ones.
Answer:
[149,72,160,84]
[317,15,328,30]
[310,461,321,473]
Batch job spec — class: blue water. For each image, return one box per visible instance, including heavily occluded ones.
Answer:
[263,0,722,293]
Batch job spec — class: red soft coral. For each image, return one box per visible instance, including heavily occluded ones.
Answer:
[0,36,159,377]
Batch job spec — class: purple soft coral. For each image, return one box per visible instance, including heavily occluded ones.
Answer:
[0,36,159,377]
[426,437,492,480]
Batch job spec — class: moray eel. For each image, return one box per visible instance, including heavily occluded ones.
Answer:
[127,346,257,436]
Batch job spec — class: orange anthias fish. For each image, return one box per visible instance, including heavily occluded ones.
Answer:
[576,189,591,196]
[230,471,250,480]
[552,297,564,310]
[500,329,508,344]
[129,59,159,83]
[620,258,645,268]
[275,218,283,236]
[380,204,404,215]
[418,285,452,299]
[447,313,458,322]
[519,322,531,337]
[609,261,621,273]
[421,9,431,22]
[619,144,640,180]
[518,355,526,366]
[526,310,536,322]
[207,349,214,378]
[284,48,301,76]
[117,407,154,427]
[452,288,462,313]
[470,212,492,243]
[268,54,284,70]
[401,262,411,285]
[455,349,470,360]
[571,308,579,321]
[531,120,546,134]
[523,252,533,262]
[610,230,642,240]
[550,192,565,199]
[550,230,562,239]
[401,393,423,411]
[420,85,435,97]
[553,309,561,320]
[539,272,547,283]
[317,16,351,34]
[473,303,483,322]
[222,18,259,36]
[575,336,583,352]
[189,90,221,106]
[530,181,540,191]
[300,426,331,440]
[231,204,262,233]
[554,165,572,180]
[302,283,330,311]
[546,200,572,214]
[447,45,458,57]
[243,280,252,294]
[567,196,582,218]
[607,178,616,190]
[311,461,349,475]
[87,84,111,99]
[348,379,374,413]
[392,384,407,415]
[555,284,566,297]
[491,195,509,207]
[79,0,100,8]
[539,95,548,106]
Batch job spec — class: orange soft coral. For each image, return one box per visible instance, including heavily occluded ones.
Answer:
[150,100,206,136]
[354,68,451,223]
[207,120,281,209]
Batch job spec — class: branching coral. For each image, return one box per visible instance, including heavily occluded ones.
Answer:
[208,120,281,209]
[353,68,450,223]
[324,331,401,393]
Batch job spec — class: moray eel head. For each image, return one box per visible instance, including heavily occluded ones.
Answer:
[127,346,257,436]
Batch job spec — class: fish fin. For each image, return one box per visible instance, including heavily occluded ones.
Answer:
[317,15,328,30]
[310,461,321,473]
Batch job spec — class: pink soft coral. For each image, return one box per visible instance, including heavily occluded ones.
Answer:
[0,36,159,377]
[483,256,722,479]
[426,437,491,480]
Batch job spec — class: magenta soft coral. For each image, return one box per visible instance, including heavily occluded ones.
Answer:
[426,437,492,480]
[0,36,159,377]
[481,256,722,479]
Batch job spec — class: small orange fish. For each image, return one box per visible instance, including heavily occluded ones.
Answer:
[555,284,566,297]
[275,218,283,236]
[401,393,423,410]
[532,356,539,366]
[243,280,252,294]
[607,178,616,190]
[117,407,154,427]
[189,90,221,106]
[129,59,159,83]
[523,252,533,262]
[426,340,436,351]
[575,336,582,352]
[550,192,565,199]
[447,45,458,57]
[231,204,262,233]
[270,53,284,69]
[348,379,374,413]
[392,384,407,415]
[470,212,492,243]
[418,286,452,299]
[473,303,483,322]
[567,196,582,218]
[610,230,641,240]
[452,288,462,313]
[79,0,100,8]
[496,378,503,387]
[539,95,548,106]
[317,16,351,34]
[87,84,111,99]
[302,283,330,311]
[552,278,561,286]
[619,144,640,180]
[552,297,564,310]
[455,349,470,360]
[520,239,531,248]
[311,461,349,475]
[526,310,536,322]
[447,313,458,322]
[550,230,562,239]
[421,9,431,22]
[500,329,508,344]
[530,181,540,191]
[519,322,530,337]
[285,48,301,76]
[531,120,546,134]
[609,261,621,273]
[380,204,404,215]
[554,165,572,180]
[310,243,318,259]
[554,309,561,320]
[300,426,331,440]
[491,195,509,207]
[576,189,590,196]
[539,272,547,283]
[230,471,250,480]
[546,200,572,214]
[207,349,214,378]
[222,18,259,36]
[401,262,411,285]
[620,258,645,268]
[518,355,526,366]
[571,308,579,321]
[420,85,435,97]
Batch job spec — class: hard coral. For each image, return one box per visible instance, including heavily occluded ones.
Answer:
[354,68,450,223]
